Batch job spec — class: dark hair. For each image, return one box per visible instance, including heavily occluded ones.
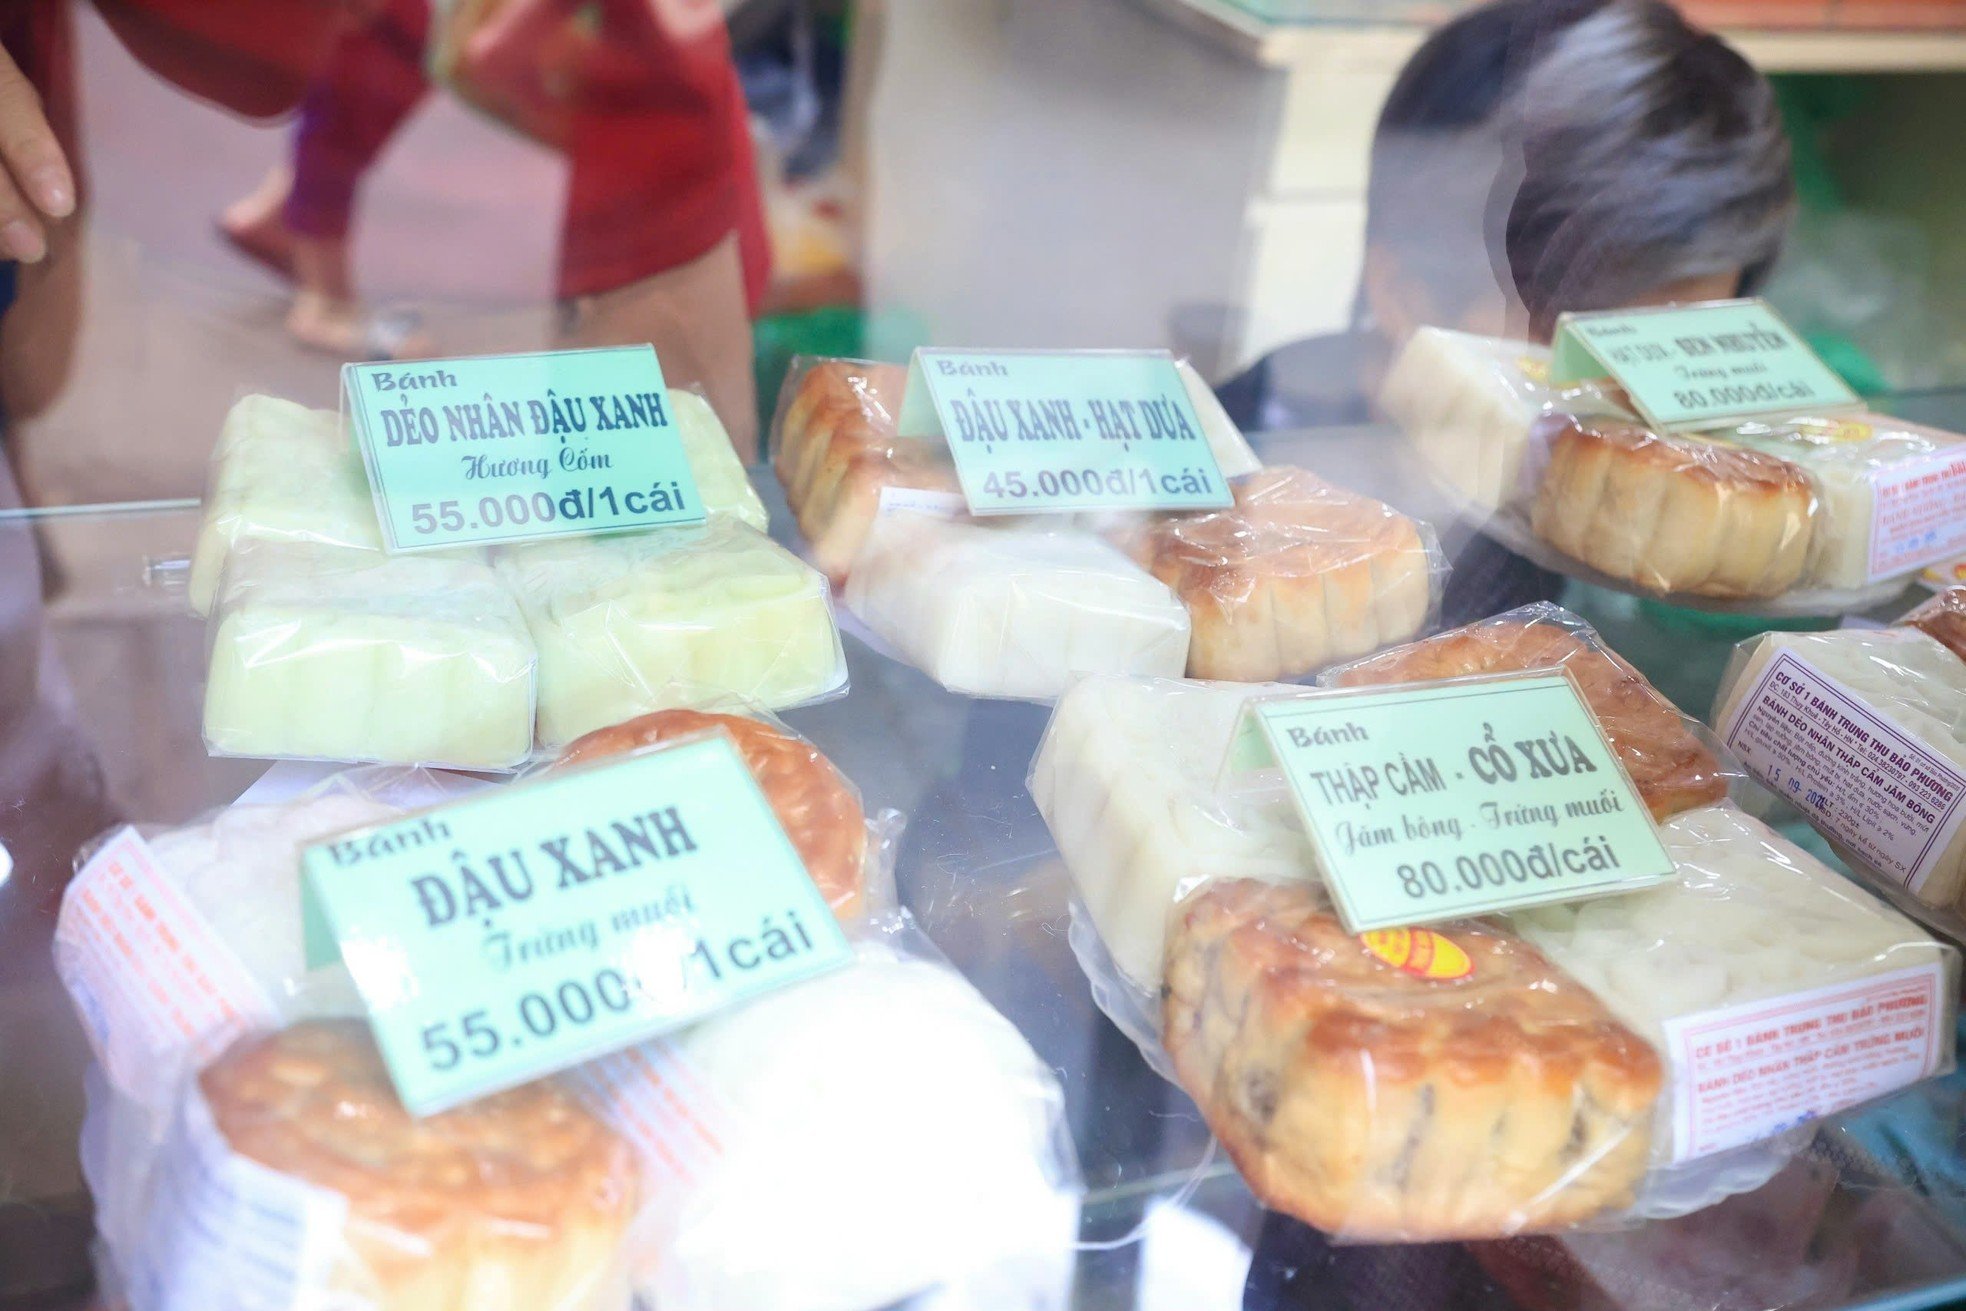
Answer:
[1360,0,1794,337]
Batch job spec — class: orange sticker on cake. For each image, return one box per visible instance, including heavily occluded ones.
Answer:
[1361,928,1473,980]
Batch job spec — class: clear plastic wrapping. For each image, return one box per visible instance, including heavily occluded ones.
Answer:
[1712,627,1966,915]
[188,395,387,616]
[1031,676,1664,1243]
[52,771,451,1297]
[1380,329,1966,608]
[144,1018,642,1311]
[1901,584,1966,661]
[58,754,1068,1311]
[1715,413,1966,590]
[495,520,848,748]
[1111,466,1444,682]
[1509,803,1958,1170]
[769,354,1262,583]
[1324,603,1740,821]
[844,512,1192,700]
[189,390,767,621]
[570,913,1081,1311]
[1531,419,1818,600]
[771,357,961,582]
[1162,877,1663,1240]
[203,541,538,770]
[1029,674,1311,1000]
[1377,327,1635,514]
[1031,662,1954,1240]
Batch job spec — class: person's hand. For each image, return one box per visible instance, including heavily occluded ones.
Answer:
[0,41,74,262]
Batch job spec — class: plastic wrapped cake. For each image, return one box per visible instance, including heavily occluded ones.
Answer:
[573,922,1080,1311]
[1714,627,1966,911]
[189,396,386,616]
[773,355,1261,582]
[1532,420,1817,599]
[672,388,770,532]
[556,709,871,920]
[54,783,419,1283]
[497,522,847,747]
[133,1020,642,1311]
[204,542,537,769]
[1378,327,1634,513]
[1115,467,1439,681]
[1709,413,1966,590]
[1163,878,1663,1240]
[1028,674,1310,998]
[1510,804,1957,1165]
[1326,604,1734,820]
[1902,585,1966,661]
[844,513,1192,699]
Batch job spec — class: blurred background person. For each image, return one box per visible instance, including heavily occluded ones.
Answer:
[1216,0,1795,627]
[220,0,771,454]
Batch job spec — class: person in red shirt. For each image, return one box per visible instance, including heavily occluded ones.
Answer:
[221,0,771,454]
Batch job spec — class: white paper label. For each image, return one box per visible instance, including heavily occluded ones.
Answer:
[129,1091,347,1311]
[54,829,278,1092]
[1661,963,1947,1161]
[1869,447,1966,581]
[1720,650,1966,894]
[567,1040,731,1191]
[876,486,967,520]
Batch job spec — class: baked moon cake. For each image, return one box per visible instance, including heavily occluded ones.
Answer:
[774,358,1262,582]
[1327,605,1729,820]
[557,710,867,917]
[775,360,909,506]
[1162,878,1661,1240]
[772,361,963,582]
[1378,327,1633,513]
[1119,466,1435,681]
[1532,421,1815,598]
[200,1020,639,1311]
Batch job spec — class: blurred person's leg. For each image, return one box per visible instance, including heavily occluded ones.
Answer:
[219,0,434,358]
[558,229,759,460]
[551,0,766,460]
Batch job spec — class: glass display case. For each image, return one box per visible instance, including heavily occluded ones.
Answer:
[5,2,1966,1310]
[6,436,1966,1310]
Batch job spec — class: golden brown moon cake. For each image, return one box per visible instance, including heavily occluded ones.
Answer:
[1329,610,1729,820]
[1117,467,1434,681]
[557,709,867,917]
[1532,421,1815,598]
[201,1020,638,1311]
[1161,879,1661,1240]
[774,361,960,582]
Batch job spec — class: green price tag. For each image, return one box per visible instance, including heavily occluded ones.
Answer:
[301,735,850,1115]
[1549,298,1860,431]
[343,346,706,551]
[895,348,1233,514]
[1253,673,1676,932]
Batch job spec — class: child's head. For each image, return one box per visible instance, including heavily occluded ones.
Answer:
[1359,0,1793,343]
